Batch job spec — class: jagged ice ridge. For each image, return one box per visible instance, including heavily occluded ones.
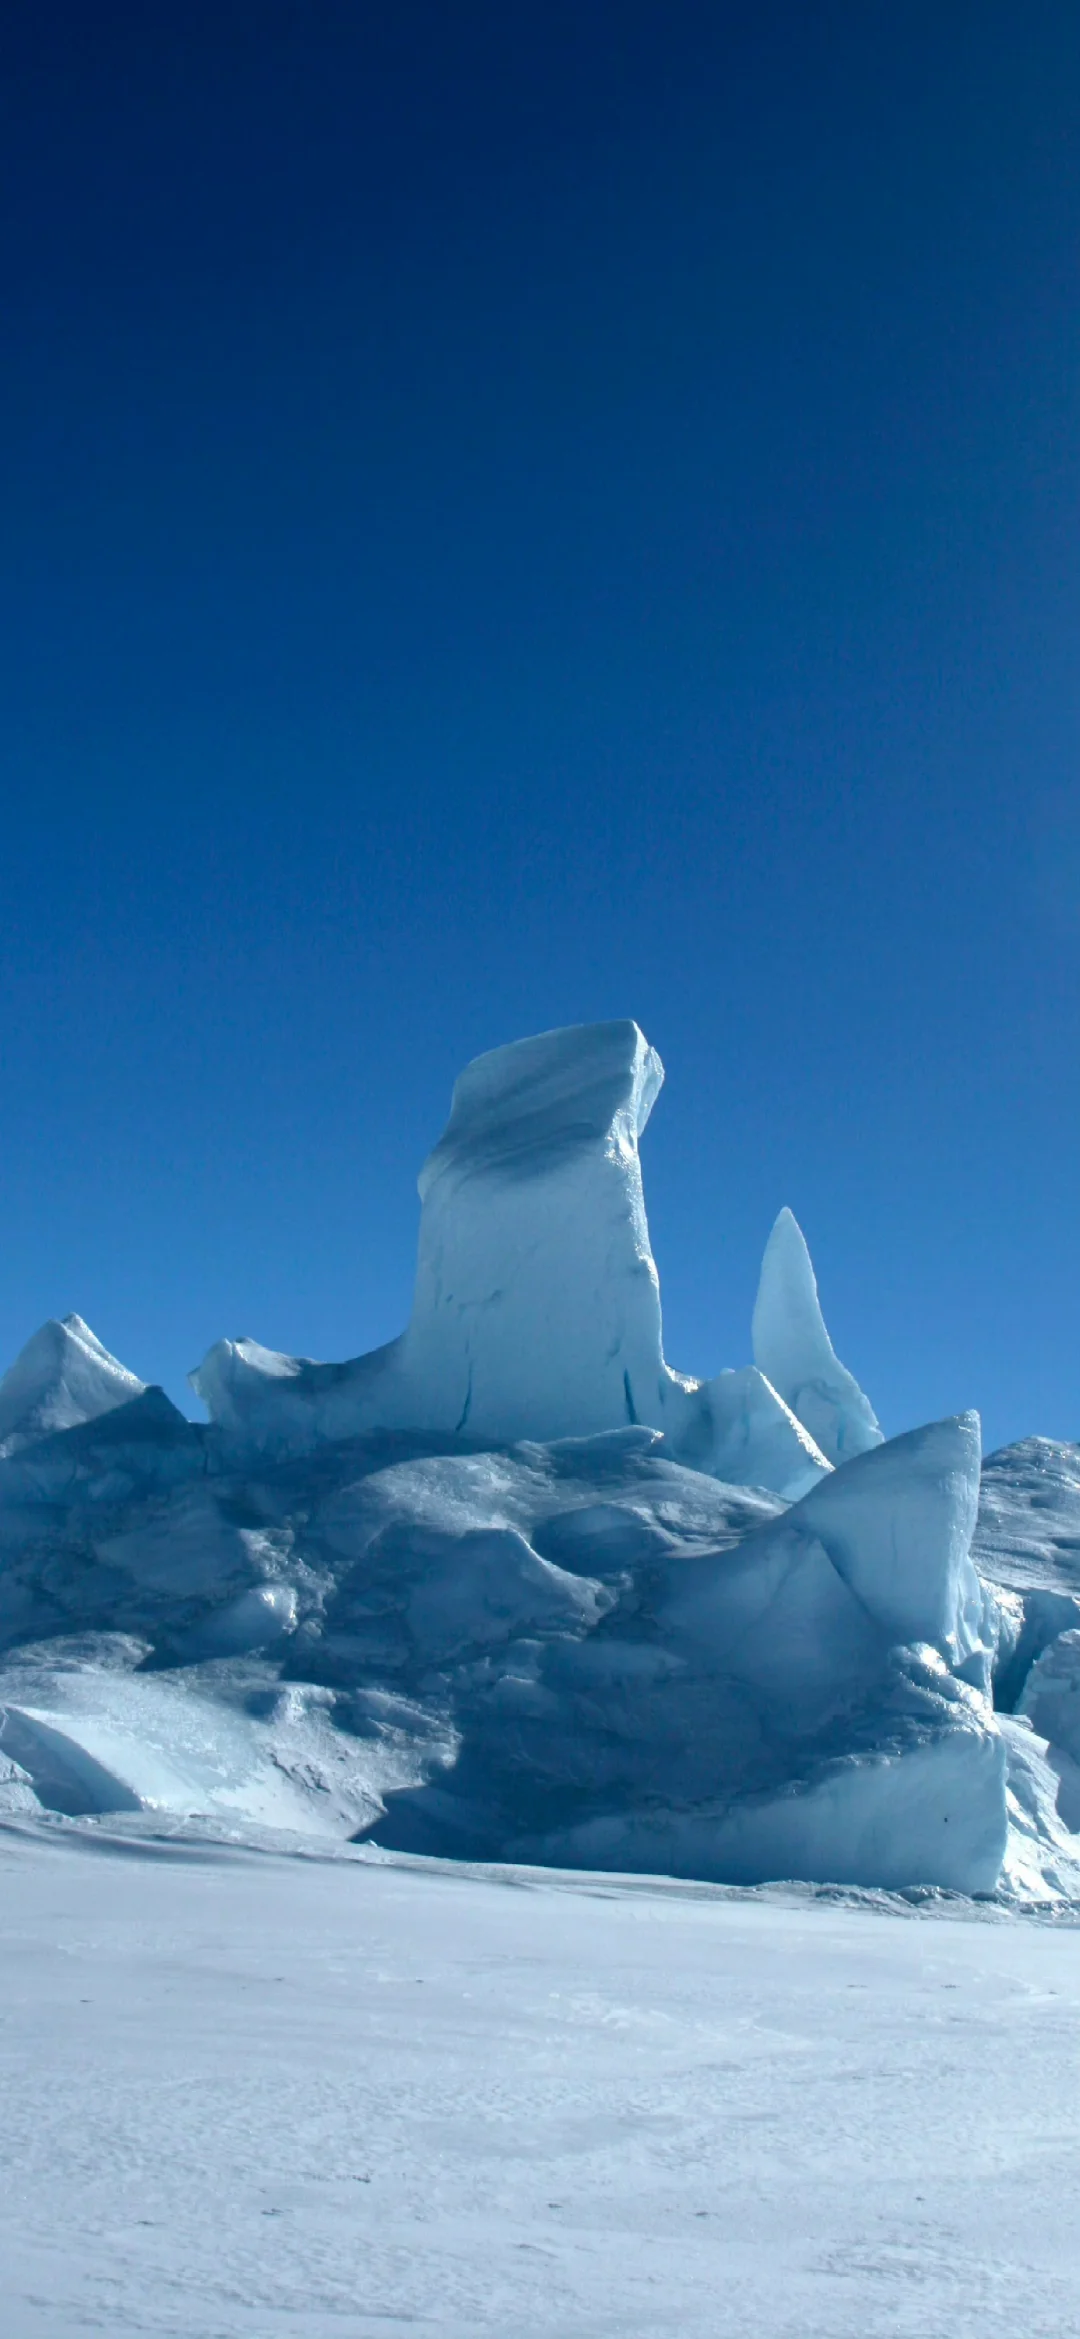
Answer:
[0,1018,1077,1902]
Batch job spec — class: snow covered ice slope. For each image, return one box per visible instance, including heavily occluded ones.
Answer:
[1,1822,1079,2339]
[0,1314,144,1457]
[0,1406,1030,1895]
[0,1020,1078,1900]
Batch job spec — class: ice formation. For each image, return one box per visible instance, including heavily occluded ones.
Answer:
[0,1314,144,1457]
[0,1018,1077,1902]
[752,1207,883,1464]
[192,1022,829,1500]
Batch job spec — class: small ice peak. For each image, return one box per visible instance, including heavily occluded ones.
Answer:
[0,1314,145,1458]
[792,1410,986,1665]
[751,1207,883,1466]
[190,1335,305,1409]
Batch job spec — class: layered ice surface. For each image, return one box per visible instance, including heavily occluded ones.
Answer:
[0,1019,1077,1900]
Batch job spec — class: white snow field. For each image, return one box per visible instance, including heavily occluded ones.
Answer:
[1,1822,1079,2339]
[1,1019,1079,1901]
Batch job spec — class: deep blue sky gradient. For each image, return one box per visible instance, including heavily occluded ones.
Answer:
[2,2,1079,1451]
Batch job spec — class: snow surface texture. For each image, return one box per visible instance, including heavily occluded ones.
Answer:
[0,1019,1077,1901]
[2,1827,1080,2339]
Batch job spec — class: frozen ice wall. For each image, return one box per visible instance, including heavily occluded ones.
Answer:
[193,1020,834,1494]
[399,1019,669,1440]
[193,1020,674,1449]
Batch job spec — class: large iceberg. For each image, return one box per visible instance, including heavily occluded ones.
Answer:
[0,1019,1076,1902]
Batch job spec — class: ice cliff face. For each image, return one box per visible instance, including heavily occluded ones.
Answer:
[0,1019,1077,1902]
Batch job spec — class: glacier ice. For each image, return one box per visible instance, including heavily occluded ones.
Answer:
[997,1713,1080,1900]
[752,1208,883,1464]
[191,1021,832,1500]
[667,1364,827,1500]
[0,1018,1076,1901]
[0,1314,144,1457]
[1018,1629,1080,1770]
[400,1020,668,1442]
[784,1413,987,1666]
[368,1416,1005,1892]
[520,1715,1008,1897]
[0,1384,204,1516]
[973,1434,1080,1708]
[190,1021,674,1450]
[1016,1630,1080,1832]
[0,1656,388,1835]
[0,1389,1017,1892]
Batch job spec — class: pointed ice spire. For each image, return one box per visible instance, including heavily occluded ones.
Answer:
[0,1314,145,1458]
[792,1410,984,1661]
[751,1208,883,1466]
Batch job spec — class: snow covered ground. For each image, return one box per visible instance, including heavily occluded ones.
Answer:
[2,1820,1079,2339]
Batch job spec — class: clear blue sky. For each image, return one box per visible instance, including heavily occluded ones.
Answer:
[1,2,1078,1454]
